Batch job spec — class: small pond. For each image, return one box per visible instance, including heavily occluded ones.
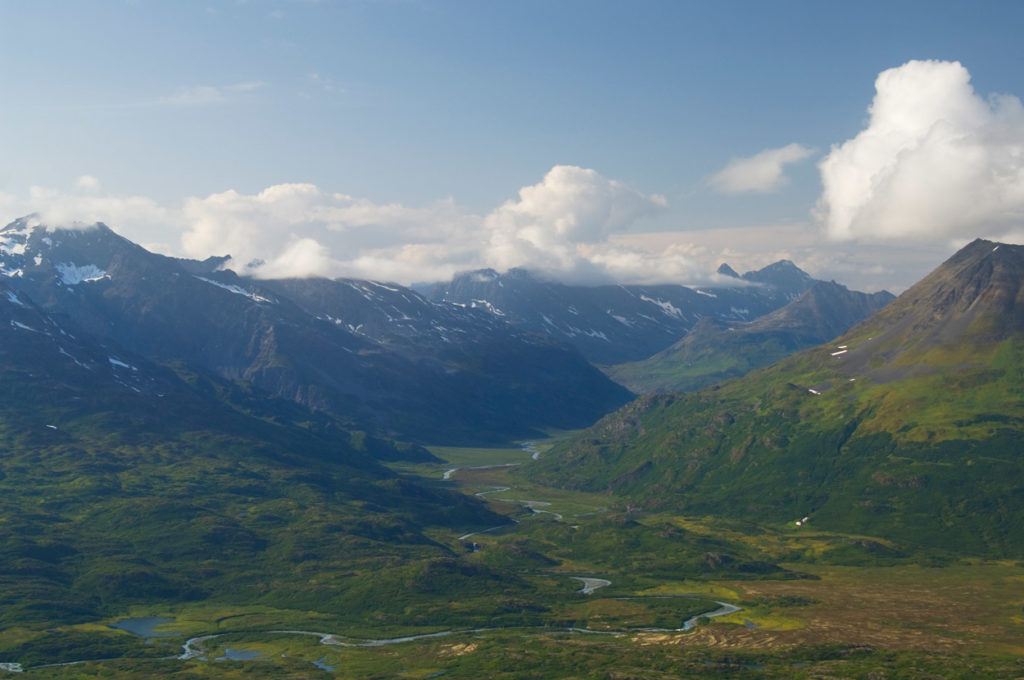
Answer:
[215,648,262,661]
[108,617,175,639]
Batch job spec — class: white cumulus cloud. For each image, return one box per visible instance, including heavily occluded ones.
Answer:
[818,59,1024,244]
[709,143,815,194]
[180,182,478,280]
[484,165,668,280]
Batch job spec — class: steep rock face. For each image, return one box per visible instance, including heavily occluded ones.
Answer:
[740,259,813,292]
[605,281,895,393]
[716,263,741,278]
[0,218,631,443]
[528,240,1024,556]
[427,263,819,364]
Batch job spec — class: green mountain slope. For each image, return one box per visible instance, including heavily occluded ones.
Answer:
[527,239,1024,557]
[0,282,505,629]
[605,281,894,393]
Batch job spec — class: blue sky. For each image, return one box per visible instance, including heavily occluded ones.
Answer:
[3,1,1024,291]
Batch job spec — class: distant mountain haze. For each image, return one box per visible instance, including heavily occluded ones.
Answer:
[426,260,819,364]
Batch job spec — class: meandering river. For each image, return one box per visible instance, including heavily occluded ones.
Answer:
[10,444,743,672]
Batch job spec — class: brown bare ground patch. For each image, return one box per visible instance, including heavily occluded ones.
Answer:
[440,642,479,657]
[692,563,1024,654]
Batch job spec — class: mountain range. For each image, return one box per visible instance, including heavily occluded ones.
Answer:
[527,239,1024,557]
[0,217,631,445]
[424,260,820,364]
[0,216,885,444]
[606,281,895,393]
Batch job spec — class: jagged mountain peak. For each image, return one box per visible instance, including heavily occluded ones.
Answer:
[173,253,232,275]
[734,260,814,305]
[745,259,806,282]
[716,263,740,278]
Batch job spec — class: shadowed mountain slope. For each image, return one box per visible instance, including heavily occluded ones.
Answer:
[0,217,631,444]
[0,277,505,626]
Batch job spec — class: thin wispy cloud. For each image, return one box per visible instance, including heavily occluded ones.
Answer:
[73,175,102,192]
[709,143,815,194]
[157,81,267,107]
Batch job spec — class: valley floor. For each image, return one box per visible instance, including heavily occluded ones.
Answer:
[3,437,1022,678]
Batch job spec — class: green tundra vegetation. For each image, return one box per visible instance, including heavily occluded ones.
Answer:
[2,445,1023,678]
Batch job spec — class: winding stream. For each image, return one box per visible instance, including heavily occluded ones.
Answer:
[572,577,612,594]
[12,444,743,672]
[171,595,740,663]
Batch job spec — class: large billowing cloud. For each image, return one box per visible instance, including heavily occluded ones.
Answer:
[709,143,815,194]
[483,165,669,281]
[818,60,1024,243]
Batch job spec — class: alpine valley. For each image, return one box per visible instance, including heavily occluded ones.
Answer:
[1,218,1023,679]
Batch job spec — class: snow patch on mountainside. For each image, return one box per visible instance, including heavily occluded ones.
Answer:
[470,299,505,316]
[108,356,137,371]
[1,241,27,256]
[367,280,401,293]
[611,314,633,326]
[639,295,683,319]
[56,263,109,285]
[194,276,273,303]
[59,347,91,369]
